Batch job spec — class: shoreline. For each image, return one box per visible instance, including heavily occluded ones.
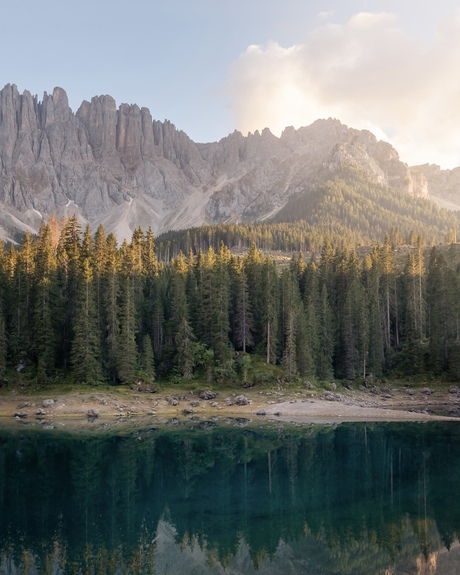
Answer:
[1,383,460,428]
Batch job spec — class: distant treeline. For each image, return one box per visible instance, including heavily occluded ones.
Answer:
[1,214,460,385]
[155,172,459,260]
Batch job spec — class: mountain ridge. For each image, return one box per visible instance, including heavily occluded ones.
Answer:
[0,83,456,243]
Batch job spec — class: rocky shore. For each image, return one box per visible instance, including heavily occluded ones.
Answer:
[1,382,460,428]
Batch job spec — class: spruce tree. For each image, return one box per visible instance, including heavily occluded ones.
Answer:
[130,226,145,319]
[103,233,120,383]
[212,243,232,363]
[363,251,384,376]
[378,235,398,368]
[300,258,320,377]
[139,334,155,381]
[336,251,368,379]
[244,243,265,350]
[9,231,36,363]
[282,310,298,380]
[56,214,82,369]
[403,248,426,373]
[33,225,58,383]
[261,256,279,364]
[301,294,317,377]
[141,226,159,344]
[317,286,334,380]
[92,225,108,354]
[169,252,197,378]
[116,274,138,384]
[280,268,302,378]
[71,258,102,384]
[191,244,234,373]
[426,248,447,374]
[0,305,5,378]
[232,260,254,353]
[174,318,196,379]
[0,243,6,377]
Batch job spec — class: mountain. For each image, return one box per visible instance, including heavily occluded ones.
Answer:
[0,83,448,243]
[410,163,460,212]
[155,170,459,260]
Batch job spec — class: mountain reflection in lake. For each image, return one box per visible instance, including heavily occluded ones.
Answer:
[0,421,460,575]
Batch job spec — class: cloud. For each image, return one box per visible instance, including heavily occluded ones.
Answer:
[227,11,460,168]
[317,11,335,19]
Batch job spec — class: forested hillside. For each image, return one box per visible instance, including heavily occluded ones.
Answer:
[1,215,460,385]
[156,171,459,259]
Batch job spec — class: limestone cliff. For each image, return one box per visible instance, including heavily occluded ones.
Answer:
[0,84,430,242]
[410,164,460,212]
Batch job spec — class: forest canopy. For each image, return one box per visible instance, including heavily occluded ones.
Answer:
[1,214,460,386]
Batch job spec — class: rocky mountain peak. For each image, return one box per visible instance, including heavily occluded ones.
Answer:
[0,84,444,243]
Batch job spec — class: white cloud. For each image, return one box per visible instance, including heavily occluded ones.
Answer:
[317,11,335,19]
[227,10,460,168]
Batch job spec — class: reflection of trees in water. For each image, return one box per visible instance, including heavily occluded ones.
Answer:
[0,423,459,574]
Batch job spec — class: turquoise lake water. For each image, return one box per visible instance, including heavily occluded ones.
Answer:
[1,420,460,574]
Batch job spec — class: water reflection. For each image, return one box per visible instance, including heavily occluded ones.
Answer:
[0,422,460,574]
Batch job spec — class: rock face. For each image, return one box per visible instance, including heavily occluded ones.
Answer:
[0,84,432,243]
[410,164,460,212]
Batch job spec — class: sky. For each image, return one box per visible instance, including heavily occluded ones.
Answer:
[1,0,460,168]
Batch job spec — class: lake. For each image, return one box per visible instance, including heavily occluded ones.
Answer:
[1,419,460,574]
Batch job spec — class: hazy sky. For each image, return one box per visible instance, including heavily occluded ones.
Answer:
[2,0,460,167]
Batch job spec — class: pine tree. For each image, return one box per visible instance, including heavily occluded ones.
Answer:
[319,241,336,301]
[0,242,6,377]
[403,243,426,373]
[103,233,120,383]
[33,225,58,383]
[336,251,368,379]
[280,268,303,378]
[6,232,36,364]
[141,226,160,344]
[92,225,108,354]
[426,247,460,377]
[363,251,384,376]
[232,260,254,353]
[290,251,306,295]
[151,272,166,359]
[71,258,102,384]
[301,294,317,377]
[116,244,138,384]
[426,248,448,374]
[211,243,232,363]
[174,317,196,379]
[56,214,82,369]
[0,304,6,378]
[261,256,279,364]
[197,246,231,363]
[244,243,265,351]
[139,334,155,381]
[168,252,197,379]
[300,258,320,377]
[445,260,460,379]
[378,235,398,368]
[142,227,157,275]
[317,286,334,380]
[130,226,145,318]
[282,310,298,380]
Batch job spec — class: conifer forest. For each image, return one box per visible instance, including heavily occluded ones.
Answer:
[1,213,460,386]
